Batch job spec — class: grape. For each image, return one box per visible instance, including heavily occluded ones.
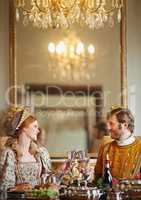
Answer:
[31,187,59,198]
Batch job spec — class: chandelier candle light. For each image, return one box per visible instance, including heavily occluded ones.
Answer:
[47,31,95,80]
[15,0,123,30]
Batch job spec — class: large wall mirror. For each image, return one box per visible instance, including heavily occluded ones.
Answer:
[9,0,127,157]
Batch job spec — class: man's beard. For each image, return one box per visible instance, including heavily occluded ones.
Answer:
[111,131,122,140]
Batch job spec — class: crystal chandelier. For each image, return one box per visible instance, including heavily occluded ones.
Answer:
[47,31,95,80]
[15,0,123,30]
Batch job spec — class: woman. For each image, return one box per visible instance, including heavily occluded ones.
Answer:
[0,107,51,191]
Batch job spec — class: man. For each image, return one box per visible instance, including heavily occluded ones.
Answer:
[94,107,141,180]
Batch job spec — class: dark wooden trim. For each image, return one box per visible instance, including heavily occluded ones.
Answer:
[25,84,102,96]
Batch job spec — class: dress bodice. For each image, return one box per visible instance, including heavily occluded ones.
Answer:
[0,147,51,190]
[15,161,42,186]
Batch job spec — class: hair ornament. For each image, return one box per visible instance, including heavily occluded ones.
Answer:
[4,106,32,136]
[111,105,125,111]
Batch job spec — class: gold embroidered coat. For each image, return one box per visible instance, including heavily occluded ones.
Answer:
[95,137,141,180]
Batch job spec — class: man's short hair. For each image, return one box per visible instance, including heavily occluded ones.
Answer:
[107,107,134,133]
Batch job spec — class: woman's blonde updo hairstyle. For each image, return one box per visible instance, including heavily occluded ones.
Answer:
[3,106,36,137]
[2,106,39,156]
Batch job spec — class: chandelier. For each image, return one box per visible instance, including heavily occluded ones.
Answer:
[47,31,95,80]
[15,0,123,30]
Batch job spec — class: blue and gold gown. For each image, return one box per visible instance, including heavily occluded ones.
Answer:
[0,146,51,191]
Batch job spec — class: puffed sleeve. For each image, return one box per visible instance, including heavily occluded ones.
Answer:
[39,146,51,173]
[0,148,16,191]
